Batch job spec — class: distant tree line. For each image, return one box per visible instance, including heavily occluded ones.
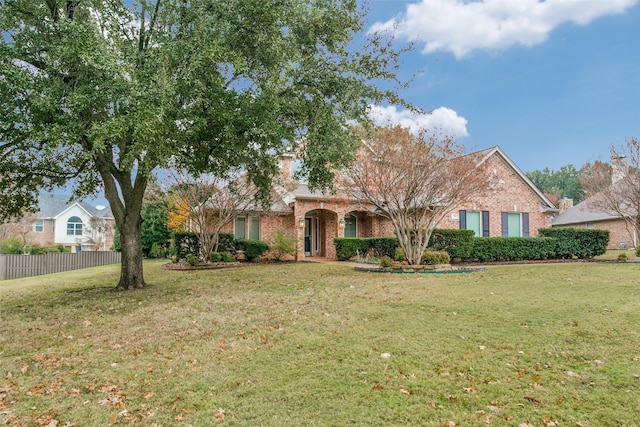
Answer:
[525,164,584,203]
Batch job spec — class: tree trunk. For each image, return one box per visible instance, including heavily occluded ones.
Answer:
[117,216,147,290]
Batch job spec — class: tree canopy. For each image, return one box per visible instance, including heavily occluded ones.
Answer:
[525,164,584,203]
[0,0,408,288]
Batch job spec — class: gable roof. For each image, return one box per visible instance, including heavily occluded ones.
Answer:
[274,145,558,212]
[461,145,558,212]
[37,194,114,219]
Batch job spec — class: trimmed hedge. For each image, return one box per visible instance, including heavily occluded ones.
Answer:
[539,228,609,259]
[235,239,270,261]
[464,237,557,262]
[334,237,399,260]
[334,238,364,261]
[428,229,475,260]
[365,237,399,258]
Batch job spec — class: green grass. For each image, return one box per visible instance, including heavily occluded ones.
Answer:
[2,260,640,426]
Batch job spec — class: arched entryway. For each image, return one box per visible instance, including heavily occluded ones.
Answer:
[299,209,339,258]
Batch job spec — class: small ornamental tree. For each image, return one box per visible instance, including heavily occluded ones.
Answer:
[340,126,487,265]
[168,167,258,262]
[580,137,640,246]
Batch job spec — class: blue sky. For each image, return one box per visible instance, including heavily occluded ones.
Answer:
[362,0,640,173]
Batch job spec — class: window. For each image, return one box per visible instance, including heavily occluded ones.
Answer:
[501,212,529,237]
[249,216,260,240]
[67,216,83,236]
[234,215,261,240]
[33,220,44,233]
[344,214,357,238]
[459,210,489,237]
[234,216,246,239]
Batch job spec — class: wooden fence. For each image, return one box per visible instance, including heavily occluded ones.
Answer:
[0,251,121,280]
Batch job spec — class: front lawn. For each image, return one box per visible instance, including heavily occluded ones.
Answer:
[1,261,639,426]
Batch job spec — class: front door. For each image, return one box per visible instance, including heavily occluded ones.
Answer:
[304,218,312,256]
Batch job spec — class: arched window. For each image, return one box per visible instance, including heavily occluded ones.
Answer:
[67,216,83,236]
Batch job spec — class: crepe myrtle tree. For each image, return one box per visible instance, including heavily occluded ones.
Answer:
[340,126,487,265]
[580,137,640,247]
[0,0,408,289]
[167,165,258,262]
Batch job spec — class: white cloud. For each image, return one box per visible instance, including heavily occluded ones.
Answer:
[371,0,638,58]
[368,105,469,138]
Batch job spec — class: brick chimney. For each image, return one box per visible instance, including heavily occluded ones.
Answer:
[611,155,628,184]
[557,196,574,214]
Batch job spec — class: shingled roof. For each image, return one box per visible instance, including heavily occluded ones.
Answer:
[37,194,113,219]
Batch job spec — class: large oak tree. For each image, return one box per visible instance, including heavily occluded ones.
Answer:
[0,0,406,289]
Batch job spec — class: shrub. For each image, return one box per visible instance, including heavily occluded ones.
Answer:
[617,253,628,262]
[539,228,609,259]
[217,233,235,253]
[235,239,270,261]
[149,243,162,259]
[636,246,640,258]
[220,252,235,262]
[394,247,406,262]
[334,237,399,261]
[173,232,200,260]
[334,238,364,261]
[185,253,198,266]
[421,251,451,265]
[0,237,24,254]
[428,229,475,260]
[466,237,557,262]
[379,256,393,268]
[365,237,399,258]
[209,252,235,263]
[271,231,296,259]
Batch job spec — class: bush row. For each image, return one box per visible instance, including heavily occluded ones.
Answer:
[172,232,270,261]
[538,228,609,259]
[334,227,610,263]
[0,238,69,254]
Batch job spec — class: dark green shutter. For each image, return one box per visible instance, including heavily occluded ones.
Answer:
[522,213,530,237]
[482,211,490,237]
[501,212,508,237]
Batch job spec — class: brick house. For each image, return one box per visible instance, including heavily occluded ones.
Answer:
[221,146,557,260]
[552,157,638,250]
[551,199,635,249]
[28,194,116,252]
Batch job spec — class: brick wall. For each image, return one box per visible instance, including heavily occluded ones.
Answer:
[225,150,556,259]
[438,154,554,236]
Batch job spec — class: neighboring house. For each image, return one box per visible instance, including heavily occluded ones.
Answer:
[551,199,635,249]
[220,145,558,260]
[29,194,116,252]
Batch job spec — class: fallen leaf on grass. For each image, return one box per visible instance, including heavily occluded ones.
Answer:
[524,396,541,405]
[215,408,225,422]
[399,388,411,395]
